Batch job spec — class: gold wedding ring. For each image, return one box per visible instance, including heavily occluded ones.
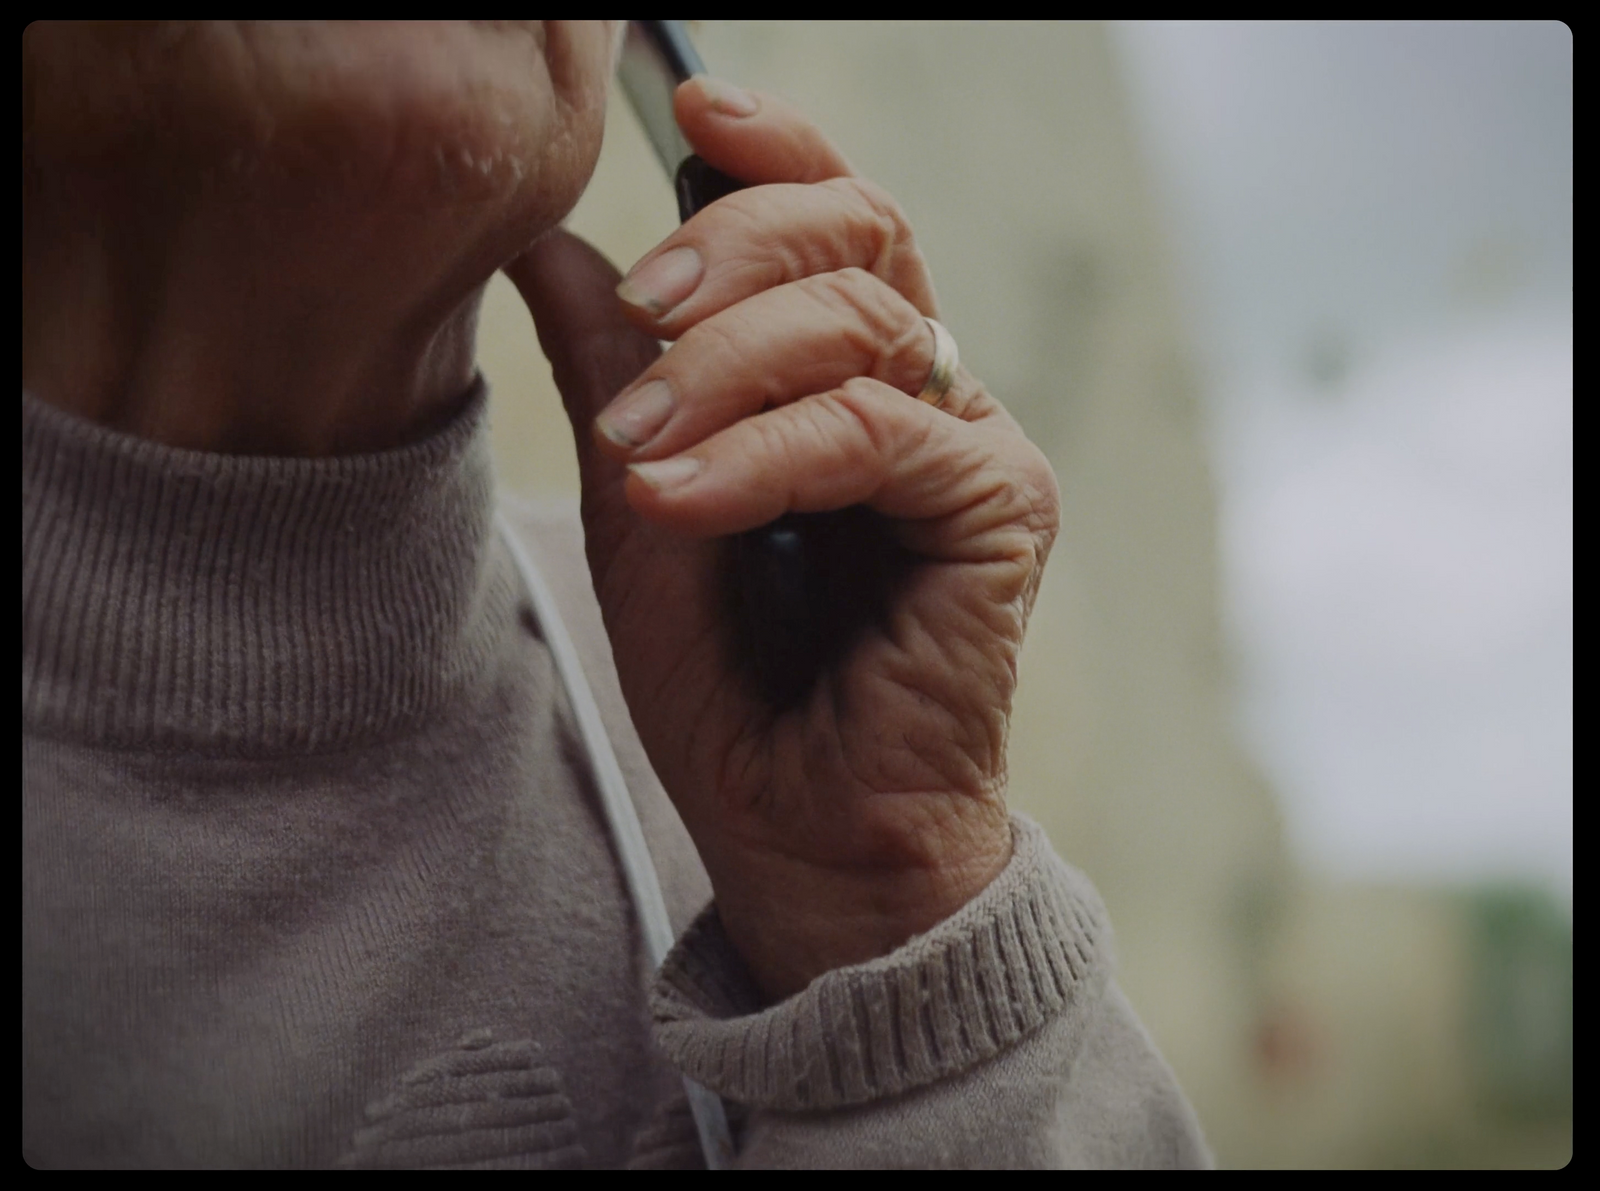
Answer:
[916,317,960,408]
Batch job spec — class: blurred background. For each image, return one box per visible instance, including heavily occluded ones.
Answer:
[479,21,1572,1168]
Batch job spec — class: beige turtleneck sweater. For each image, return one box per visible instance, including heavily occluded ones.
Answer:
[21,385,1210,1169]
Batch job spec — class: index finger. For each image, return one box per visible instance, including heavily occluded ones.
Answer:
[673,75,856,185]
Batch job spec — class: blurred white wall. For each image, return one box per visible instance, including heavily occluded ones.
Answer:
[1110,24,1572,1164]
[1114,21,1573,905]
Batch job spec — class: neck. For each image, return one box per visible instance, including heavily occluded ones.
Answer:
[23,167,499,458]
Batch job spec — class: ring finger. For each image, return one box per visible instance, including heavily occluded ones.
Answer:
[595,268,993,461]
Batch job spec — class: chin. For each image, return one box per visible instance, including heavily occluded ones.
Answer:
[246,22,613,211]
[26,20,614,224]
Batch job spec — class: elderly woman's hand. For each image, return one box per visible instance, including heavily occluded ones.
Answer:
[508,76,1059,1001]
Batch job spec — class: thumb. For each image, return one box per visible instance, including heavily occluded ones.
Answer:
[504,231,729,750]
[502,229,661,518]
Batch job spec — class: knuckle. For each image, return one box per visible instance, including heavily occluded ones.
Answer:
[746,405,798,463]
[807,267,901,332]
[1013,443,1062,556]
[747,394,879,497]
[792,381,891,474]
[816,385,874,449]
[678,308,748,362]
[802,268,927,385]
[964,434,1061,577]
[835,376,926,460]
[697,192,794,283]
[829,175,912,242]
[824,175,920,279]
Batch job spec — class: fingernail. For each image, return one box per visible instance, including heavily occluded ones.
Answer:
[597,379,675,449]
[630,455,702,491]
[616,245,704,318]
[695,75,759,118]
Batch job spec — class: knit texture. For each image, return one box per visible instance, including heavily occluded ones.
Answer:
[654,816,1110,1112]
[23,386,1209,1168]
[23,383,508,754]
[22,386,704,1167]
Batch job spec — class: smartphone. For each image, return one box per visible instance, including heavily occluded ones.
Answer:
[618,22,907,710]
[617,21,745,222]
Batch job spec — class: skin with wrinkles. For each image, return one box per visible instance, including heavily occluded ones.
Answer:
[23,22,1060,1001]
[22,20,613,455]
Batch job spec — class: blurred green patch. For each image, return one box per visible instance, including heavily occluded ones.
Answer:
[1465,885,1572,1123]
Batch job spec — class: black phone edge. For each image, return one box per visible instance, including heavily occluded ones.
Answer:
[633,20,705,83]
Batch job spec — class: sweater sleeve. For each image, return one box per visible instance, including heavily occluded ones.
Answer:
[651,815,1213,1169]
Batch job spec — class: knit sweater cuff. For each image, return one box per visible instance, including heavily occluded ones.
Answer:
[650,815,1112,1112]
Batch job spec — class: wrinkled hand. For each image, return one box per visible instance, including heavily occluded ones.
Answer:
[506,77,1059,1001]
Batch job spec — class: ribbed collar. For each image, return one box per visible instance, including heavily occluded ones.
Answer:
[22,383,513,755]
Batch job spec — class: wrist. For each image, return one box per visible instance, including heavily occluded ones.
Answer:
[707,820,1014,1003]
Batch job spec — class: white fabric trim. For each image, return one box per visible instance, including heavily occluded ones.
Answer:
[496,511,734,1169]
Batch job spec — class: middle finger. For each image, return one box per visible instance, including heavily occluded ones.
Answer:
[615,175,939,339]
